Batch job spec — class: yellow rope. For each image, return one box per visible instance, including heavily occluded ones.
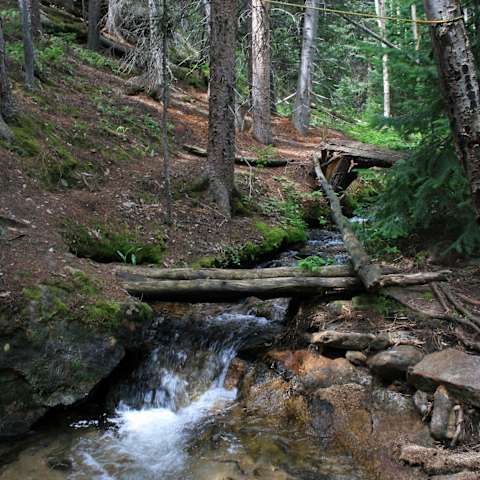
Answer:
[265,0,464,25]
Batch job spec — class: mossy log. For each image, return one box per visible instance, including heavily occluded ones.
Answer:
[314,154,384,290]
[120,271,448,301]
[183,144,289,167]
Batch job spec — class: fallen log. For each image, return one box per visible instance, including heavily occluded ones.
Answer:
[183,144,289,167]
[116,264,357,280]
[316,138,406,191]
[121,271,448,301]
[313,155,383,290]
[121,276,362,301]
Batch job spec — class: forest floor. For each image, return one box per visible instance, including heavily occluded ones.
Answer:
[0,40,345,307]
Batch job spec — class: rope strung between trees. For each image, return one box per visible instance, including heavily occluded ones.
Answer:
[265,0,464,25]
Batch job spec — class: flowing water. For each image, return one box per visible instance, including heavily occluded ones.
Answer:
[0,232,369,480]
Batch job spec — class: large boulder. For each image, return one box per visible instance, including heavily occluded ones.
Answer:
[408,349,480,407]
[268,350,372,391]
[368,345,424,381]
[0,283,154,437]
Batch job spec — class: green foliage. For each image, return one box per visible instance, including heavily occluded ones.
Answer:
[63,221,165,264]
[253,145,278,166]
[73,45,122,74]
[357,140,480,257]
[298,255,335,272]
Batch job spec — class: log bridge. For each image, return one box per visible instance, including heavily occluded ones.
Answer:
[116,143,442,303]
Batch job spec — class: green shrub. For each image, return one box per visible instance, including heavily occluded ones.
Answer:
[63,222,165,264]
[298,255,335,272]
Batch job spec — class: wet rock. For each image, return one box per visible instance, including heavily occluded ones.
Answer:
[0,288,154,437]
[268,350,372,391]
[408,349,480,407]
[47,456,73,471]
[430,386,455,441]
[413,390,431,417]
[310,383,431,478]
[346,350,367,366]
[309,330,379,350]
[400,445,480,475]
[368,345,424,381]
[224,358,247,390]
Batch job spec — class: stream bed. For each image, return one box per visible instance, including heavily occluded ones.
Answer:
[0,231,413,480]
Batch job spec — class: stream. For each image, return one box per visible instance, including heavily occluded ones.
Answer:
[0,231,370,480]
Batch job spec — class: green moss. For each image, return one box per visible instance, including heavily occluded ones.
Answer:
[21,270,154,333]
[63,221,165,264]
[86,301,122,330]
[195,221,307,268]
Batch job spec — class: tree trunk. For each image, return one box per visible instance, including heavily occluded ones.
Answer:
[0,18,15,125]
[424,0,480,219]
[87,0,101,50]
[375,0,391,117]
[30,0,42,37]
[207,0,237,217]
[251,0,272,144]
[18,0,35,90]
[411,4,420,62]
[162,0,172,224]
[313,154,383,290]
[293,0,319,135]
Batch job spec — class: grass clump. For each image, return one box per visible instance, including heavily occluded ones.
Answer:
[298,255,335,272]
[63,221,165,264]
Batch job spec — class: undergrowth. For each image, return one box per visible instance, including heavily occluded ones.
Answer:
[63,221,165,264]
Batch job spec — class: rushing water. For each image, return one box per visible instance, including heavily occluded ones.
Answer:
[0,232,367,480]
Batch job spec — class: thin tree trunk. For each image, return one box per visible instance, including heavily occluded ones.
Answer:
[251,0,272,144]
[0,18,15,125]
[162,0,172,224]
[293,0,319,135]
[411,4,420,61]
[424,0,480,219]
[18,0,35,90]
[87,0,101,50]
[375,0,391,117]
[30,0,42,37]
[207,0,237,217]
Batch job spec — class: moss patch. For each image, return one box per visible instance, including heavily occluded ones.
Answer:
[22,270,153,332]
[63,221,165,264]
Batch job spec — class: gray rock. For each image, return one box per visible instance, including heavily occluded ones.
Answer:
[310,330,377,350]
[408,349,480,407]
[430,385,455,441]
[368,345,424,381]
[346,350,367,366]
[413,390,431,416]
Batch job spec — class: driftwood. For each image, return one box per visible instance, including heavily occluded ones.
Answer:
[121,271,448,301]
[317,138,406,191]
[183,144,289,167]
[313,155,383,290]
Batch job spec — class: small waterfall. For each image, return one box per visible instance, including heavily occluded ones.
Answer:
[69,305,280,480]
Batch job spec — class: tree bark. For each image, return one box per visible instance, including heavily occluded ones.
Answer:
[121,276,362,301]
[116,264,360,280]
[424,0,480,220]
[293,0,319,135]
[87,0,101,50]
[161,0,172,223]
[30,0,42,37]
[207,0,237,217]
[375,0,391,117]
[18,0,35,90]
[0,18,15,126]
[251,0,272,144]
[313,154,383,290]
